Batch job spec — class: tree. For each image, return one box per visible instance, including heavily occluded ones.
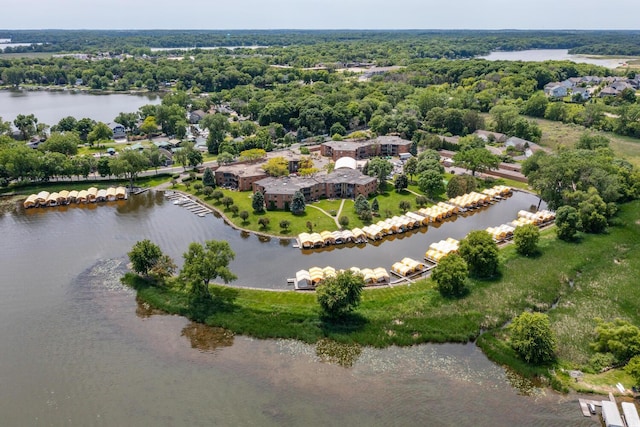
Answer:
[592,318,640,362]
[453,148,500,176]
[339,215,349,228]
[366,157,393,188]
[221,196,234,209]
[239,210,249,224]
[39,132,80,156]
[262,156,289,177]
[513,224,540,256]
[394,173,408,192]
[510,312,557,365]
[399,200,411,213]
[202,167,215,187]
[258,217,270,229]
[578,190,608,234]
[459,230,499,278]
[87,122,113,147]
[371,198,379,213]
[139,116,158,139]
[354,194,370,217]
[576,133,610,150]
[415,195,428,207]
[109,149,149,189]
[279,219,291,231]
[201,113,229,154]
[446,174,477,198]
[203,186,214,198]
[180,240,237,300]
[252,191,265,213]
[128,239,163,277]
[431,253,468,298]
[418,170,445,199]
[291,190,306,215]
[14,114,37,141]
[217,151,234,165]
[404,156,418,182]
[625,355,640,386]
[316,270,364,318]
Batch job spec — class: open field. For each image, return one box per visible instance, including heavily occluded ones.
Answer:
[532,117,640,167]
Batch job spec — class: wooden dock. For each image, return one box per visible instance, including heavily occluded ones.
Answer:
[165,191,213,217]
[578,398,600,417]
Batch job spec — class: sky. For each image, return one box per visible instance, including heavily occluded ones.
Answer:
[3,0,640,30]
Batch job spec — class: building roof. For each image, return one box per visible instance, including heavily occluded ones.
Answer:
[373,135,412,146]
[322,139,368,151]
[216,162,266,178]
[335,157,357,170]
[255,175,320,195]
[474,130,507,142]
[322,168,377,186]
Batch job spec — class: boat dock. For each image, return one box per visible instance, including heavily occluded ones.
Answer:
[578,398,601,417]
[165,191,213,217]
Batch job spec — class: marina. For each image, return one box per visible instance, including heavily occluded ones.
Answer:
[296,185,513,250]
[164,190,213,217]
[22,186,127,208]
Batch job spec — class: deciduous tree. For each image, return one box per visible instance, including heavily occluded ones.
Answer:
[431,253,468,298]
[180,240,236,300]
[316,270,365,318]
[510,312,557,365]
[513,224,540,256]
[459,230,499,278]
[128,239,163,277]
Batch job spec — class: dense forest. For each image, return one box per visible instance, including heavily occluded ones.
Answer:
[2,29,640,59]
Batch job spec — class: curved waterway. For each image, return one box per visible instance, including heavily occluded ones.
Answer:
[0,192,596,425]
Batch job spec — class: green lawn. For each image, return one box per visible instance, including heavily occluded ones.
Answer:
[180,183,424,237]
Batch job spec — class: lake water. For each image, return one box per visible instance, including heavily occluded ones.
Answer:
[0,90,161,126]
[479,49,629,69]
[0,191,596,425]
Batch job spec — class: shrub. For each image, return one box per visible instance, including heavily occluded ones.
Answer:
[513,224,540,256]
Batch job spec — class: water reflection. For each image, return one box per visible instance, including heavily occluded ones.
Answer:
[180,322,234,353]
[315,338,362,367]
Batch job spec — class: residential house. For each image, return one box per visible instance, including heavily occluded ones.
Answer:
[108,122,127,139]
[599,86,620,97]
[473,130,508,143]
[571,87,591,101]
[189,110,206,124]
[544,84,567,98]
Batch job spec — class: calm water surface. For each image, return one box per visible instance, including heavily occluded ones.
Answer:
[479,49,629,69]
[0,192,596,426]
[0,90,161,125]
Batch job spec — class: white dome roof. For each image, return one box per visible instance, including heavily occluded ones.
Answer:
[335,157,357,170]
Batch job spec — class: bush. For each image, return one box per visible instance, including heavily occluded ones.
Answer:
[513,224,540,256]
[431,253,468,298]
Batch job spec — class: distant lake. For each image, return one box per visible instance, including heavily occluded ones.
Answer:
[0,90,161,126]
[150,45,269,52]
[479,49,628,69]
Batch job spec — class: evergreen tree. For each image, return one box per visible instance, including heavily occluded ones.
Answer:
[202,167,215,188]
[290,190,306,215]
[252,191,265,213]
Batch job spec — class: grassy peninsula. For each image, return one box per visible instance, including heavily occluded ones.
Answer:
[125,199,640,391]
